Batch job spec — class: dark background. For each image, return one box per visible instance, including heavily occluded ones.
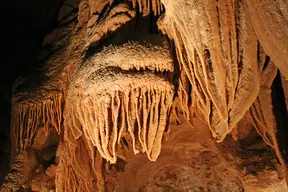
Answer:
[0,0,64,184]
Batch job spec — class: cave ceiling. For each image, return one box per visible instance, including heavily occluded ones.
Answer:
[1,0,288,191]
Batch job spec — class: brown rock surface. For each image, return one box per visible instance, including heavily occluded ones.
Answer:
[1,0,288,191]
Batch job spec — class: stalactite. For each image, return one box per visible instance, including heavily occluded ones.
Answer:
[9,17,84,156]
[132,0,162,16]
[176,71,191,120]
[227,0,260,132]
[65,67,174,163]
[158,0,261,142]
[245,0,288,78]
[10,55,77,155]
[248,60,288,183]
[249,60,278,148]
[12,93,64,150]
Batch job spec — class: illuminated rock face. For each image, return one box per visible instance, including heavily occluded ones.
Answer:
[1,0,288,191]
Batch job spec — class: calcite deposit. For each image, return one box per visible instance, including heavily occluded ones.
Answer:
[1,0,288,191]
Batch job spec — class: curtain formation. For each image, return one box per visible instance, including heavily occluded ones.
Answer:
[158,0,288,182]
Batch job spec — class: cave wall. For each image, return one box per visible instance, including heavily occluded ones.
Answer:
[1,0,288,191]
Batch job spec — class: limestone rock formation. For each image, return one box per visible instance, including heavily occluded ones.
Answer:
[1,0,288,191]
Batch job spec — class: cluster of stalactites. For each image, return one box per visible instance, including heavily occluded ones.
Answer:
[11,93,64,150]
[131,0,162,16]
[158,0,265,142]
[10,14,80,153]
[157,1,288,176]
[245,0,288,79]
[64,70,174,163]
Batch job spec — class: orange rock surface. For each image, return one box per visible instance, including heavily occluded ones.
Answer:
[1,0,288,191]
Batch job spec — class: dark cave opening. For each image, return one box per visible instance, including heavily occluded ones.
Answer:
[272,70,288,164]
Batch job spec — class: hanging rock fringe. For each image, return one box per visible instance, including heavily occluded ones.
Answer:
[158,0,288,177]
[246,0,288,78]
[249,50,278,148]
[132,0,162,16]
[248,60,288,176]
[10,17,83,156]
[12,94,64,150]
[158,0,262,142]
[65,68,174,163]
[11,61,76,154]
